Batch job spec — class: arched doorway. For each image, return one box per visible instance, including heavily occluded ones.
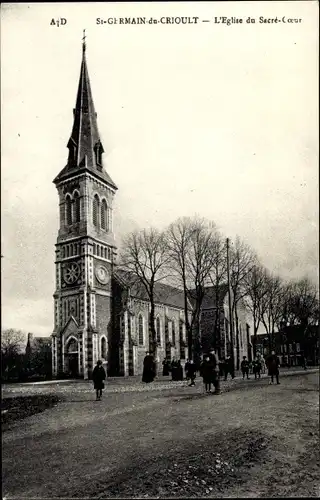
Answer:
[65,337,79,377]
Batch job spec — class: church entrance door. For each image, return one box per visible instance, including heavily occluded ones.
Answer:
[65,337,79,377]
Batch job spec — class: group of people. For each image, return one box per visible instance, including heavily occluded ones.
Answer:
[91,349,283,400]
[162,357,184,381]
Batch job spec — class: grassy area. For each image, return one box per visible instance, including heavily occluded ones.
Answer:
[1,395,62,431]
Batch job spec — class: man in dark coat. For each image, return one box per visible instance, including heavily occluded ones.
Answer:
[241,356,250,379]
[142,352,156,383]
[209,349,221,395]
[201,356,213,393]
[92,360,106,401]
[171,358,178,381]
[186,359,197,386]
[224,355,235,380]
[176,360,184,381]
[266,351,280,384]
[162,358,170,376]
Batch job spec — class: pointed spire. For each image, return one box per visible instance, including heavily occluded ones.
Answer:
[54,35,117,190]
[67,32,103,171]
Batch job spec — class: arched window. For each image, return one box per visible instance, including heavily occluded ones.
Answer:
[104,248,107,259]
[172,320,176,345]
[66,195,72,225]
[101,337,107,359]
[101,199,108,230]
[74,191,81,223]
[107,248,111,260]
[66,246,69,258]
[93,194,99,227]
[93,243,96,255]
[156,316,161,344]
[138,314,144,345]
[66,337,78,354]
[107,207,111,232]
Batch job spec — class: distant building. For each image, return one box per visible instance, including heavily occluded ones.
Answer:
[251,324,319,366]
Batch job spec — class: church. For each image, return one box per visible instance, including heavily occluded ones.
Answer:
[51,41,249,379]
[51,41,191,379]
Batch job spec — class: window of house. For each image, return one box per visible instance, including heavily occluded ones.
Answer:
[74,191,81,223]
[101,199,108,230]
[296,343,300,352]
[156,316,161,344]
[66,195,72,225]
[93,194,99,227]
[138,314,144,345]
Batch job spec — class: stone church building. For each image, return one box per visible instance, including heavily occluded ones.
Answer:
[51,42,249,379]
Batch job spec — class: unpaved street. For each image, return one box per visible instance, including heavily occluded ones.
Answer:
[2,372,319,498]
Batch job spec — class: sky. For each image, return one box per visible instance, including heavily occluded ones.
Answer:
[1,2,319,336]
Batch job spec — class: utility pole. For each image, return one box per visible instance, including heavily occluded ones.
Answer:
[226,238,235,373]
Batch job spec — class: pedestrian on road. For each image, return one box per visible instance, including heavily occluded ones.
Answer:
[162,358,170,376]
[176,360,184,381]
[201,356,213,393]
[209,349,221,395]
[142,352,156,383]
[224,355,234,381]
[266,351,280,384]
[92,360,106,401]
[186,359,197,386]
[241,356,250,379]
[253,358,262,379]
[260,356,266,374]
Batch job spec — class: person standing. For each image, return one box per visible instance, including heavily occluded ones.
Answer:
[92,360,106,401]
[142,351,156,383]
[266,351,280,384]
[162,357,170,376]
[201,356,213,393]
[241,356,250,379]
[171,358,178,381]
[253,357,262,379]
[186,359,197,386]
[224,355,234,381]
[209,349,221,395]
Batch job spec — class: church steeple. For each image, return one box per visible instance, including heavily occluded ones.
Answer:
[54,34,117,190]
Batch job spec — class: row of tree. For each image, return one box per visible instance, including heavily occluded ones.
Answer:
[120,216,319,368]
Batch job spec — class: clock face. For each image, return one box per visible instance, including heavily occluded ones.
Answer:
[95,265,110,285]
[63,262,80,285]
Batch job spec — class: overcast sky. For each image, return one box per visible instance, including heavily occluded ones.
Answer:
[1,2,318,336]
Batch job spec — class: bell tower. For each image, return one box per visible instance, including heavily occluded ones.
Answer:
[52,36,117,379]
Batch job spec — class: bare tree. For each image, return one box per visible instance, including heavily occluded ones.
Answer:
[208,234,228,358]
[1,328,26,355]
[119,228,170,357]
[166,217,218,361]
[279,277,319,331]
[260,273,284,350]
[1,328,26,378]
[244,265,268,358]
[229,237,257,369]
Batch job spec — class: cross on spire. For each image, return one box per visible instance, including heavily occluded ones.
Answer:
[82,29,86,53]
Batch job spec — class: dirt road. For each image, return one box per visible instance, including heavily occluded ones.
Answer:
[2,372,319,498]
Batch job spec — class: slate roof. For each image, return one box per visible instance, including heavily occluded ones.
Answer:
[54,44,117,190]
[189,284,229,310]
[114,269,190,310]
